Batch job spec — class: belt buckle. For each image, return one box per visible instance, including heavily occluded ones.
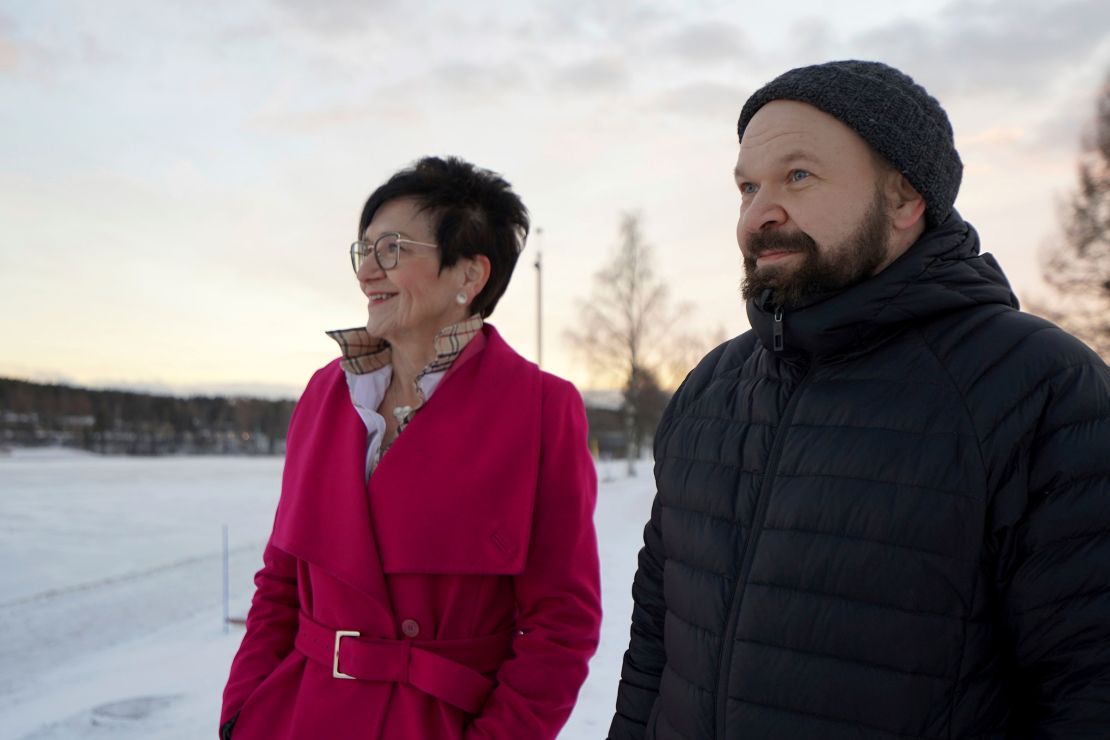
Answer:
[333,630,361,679]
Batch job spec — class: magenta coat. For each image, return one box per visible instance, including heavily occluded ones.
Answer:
[221,326,602,739]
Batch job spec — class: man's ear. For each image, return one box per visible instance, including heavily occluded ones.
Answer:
[885,172,926,231]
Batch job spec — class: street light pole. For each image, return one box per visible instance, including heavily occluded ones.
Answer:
[534,227,543,368]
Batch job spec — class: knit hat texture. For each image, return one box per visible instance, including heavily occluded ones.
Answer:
[736,60,962,226]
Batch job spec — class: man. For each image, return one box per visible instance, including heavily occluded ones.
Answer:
[608,60,1110,739]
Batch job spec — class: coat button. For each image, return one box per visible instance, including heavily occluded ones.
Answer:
[400,619,420,638]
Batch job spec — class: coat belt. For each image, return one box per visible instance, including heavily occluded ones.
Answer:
[294,611,512,714]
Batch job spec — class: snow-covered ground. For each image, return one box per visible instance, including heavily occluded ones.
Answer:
[0,448,654,739]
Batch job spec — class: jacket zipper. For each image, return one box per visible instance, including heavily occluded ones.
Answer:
[714,346,812,738]
[772,307,784,352]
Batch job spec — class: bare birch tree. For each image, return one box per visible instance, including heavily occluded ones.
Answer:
[565,212,707,473]
[1038,69,1110,360]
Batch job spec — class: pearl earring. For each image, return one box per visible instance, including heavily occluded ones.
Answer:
[456,292,467,305]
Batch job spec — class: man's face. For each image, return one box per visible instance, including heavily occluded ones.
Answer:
[735,100,894,307]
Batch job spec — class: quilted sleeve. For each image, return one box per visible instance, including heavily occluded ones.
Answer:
[1001,353,1110,735]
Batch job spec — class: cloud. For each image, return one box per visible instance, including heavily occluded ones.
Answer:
[248,102,382,134]
[78,33,125,69]
[214,16,282,45]
[551,56,629,93]
[853,0,1110,98]
[0,37,16,73]
[0,11,29,75]
[1031,75,1107,151]
[430,60,528,96]
[0,33,62,81]
[270,0,391,34]
[246,57,530,135]
[654,20,749,63]
[785,17,837,61]
[650,81,748,120]
[0,9,130,80]
[531,0,672,42]
[959,126,1026,146]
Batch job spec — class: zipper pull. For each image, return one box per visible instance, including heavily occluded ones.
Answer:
[773,307,784,352]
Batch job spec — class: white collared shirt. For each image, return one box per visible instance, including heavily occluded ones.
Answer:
[345,364,448,480]
[325,316,484,479]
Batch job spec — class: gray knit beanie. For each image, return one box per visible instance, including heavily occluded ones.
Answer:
[736,60,962,226]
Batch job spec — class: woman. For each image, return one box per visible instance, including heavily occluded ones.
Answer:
[220,156,601,739]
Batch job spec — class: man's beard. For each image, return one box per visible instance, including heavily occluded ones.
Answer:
[741,192,890,308]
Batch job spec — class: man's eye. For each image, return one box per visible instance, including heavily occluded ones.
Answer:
[739,182,758,195]
[789,170,811,182]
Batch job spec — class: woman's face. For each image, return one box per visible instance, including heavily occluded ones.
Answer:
[356,197,473,344]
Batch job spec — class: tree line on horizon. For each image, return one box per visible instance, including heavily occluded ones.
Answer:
[0,377,644,461]
[0,377,296,455]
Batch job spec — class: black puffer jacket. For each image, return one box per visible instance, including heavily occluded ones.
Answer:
[608,215,1110,739]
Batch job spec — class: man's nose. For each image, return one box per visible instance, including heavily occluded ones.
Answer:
[740,191,788,235]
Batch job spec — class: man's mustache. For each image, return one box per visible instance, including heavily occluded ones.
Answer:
[746,230,818,259]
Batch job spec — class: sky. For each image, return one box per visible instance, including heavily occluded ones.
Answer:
[1,0,1108,398]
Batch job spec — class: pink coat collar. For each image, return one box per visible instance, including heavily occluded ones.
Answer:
[271,326,541,615]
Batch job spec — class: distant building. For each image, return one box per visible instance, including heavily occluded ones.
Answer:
[581,387,670,460]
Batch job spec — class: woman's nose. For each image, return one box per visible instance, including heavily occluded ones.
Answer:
[356,251,385,282]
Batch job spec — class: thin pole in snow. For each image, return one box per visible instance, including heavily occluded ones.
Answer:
[222,524,230,634]
[534,227,544,368]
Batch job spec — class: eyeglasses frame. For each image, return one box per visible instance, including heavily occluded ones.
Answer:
[349,232,439,273]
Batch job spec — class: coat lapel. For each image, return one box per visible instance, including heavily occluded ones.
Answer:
[370,326,543,574]
[270,360,394,621]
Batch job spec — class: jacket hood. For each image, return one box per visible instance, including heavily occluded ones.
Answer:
[746,212,1019,358]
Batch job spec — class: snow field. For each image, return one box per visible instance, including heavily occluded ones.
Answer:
[0,450,654,739]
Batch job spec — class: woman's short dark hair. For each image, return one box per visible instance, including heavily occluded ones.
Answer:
[358,156,530,319]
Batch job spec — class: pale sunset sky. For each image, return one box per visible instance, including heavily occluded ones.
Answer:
[2,0,1108,398]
